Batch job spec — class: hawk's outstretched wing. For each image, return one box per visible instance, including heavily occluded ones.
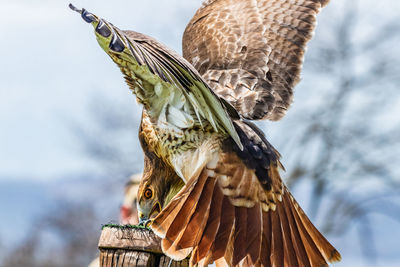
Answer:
[183,0,330,120]
[68,4,242,149]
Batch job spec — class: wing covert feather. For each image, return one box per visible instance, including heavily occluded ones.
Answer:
[183,0,330,120]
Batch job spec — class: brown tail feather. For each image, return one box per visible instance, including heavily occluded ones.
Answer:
[286,190,341,264]
[195,249,209,267]
[164,177,215,260]
[204,250,215,267]
[215,257,229,267]
[239,256,252,266]
[277,200,300,267]
[160,172,208,260]
[223,221,235,266]
[284,192,327,266]
[152,171,201,238]
[233,207,248,266]
[245,204,262,265]
[193,184,224,262]
[211,196,235,263]
[176,177,216,250]
[283,194,312,267]
[271,206,284,267]
[259,212,272,267]
[153,166,341,267]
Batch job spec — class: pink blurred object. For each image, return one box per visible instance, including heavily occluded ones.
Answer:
[119,173,141,225]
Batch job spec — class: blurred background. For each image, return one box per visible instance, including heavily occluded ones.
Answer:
[1,0,399,266]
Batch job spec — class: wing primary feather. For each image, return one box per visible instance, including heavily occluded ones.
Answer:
[139,49,156,75]
[127,41,145,66]
[143,45,193,89]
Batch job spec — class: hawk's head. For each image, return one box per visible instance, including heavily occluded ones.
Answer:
[137,152,184,226]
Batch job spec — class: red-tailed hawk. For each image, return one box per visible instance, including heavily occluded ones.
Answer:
[70,0,341,266]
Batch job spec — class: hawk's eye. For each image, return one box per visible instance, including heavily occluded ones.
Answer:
[144,188,153,199]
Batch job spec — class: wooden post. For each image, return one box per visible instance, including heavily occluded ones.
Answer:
[98,225,189,267]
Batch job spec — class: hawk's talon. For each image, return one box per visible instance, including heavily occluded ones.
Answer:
[145,219,153,228]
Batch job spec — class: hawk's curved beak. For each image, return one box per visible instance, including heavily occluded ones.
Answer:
[139,202,162,227]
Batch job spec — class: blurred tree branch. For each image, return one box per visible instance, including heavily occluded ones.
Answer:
[69,95,143,184]
[2,201,100,267]
[279,1,400,262]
